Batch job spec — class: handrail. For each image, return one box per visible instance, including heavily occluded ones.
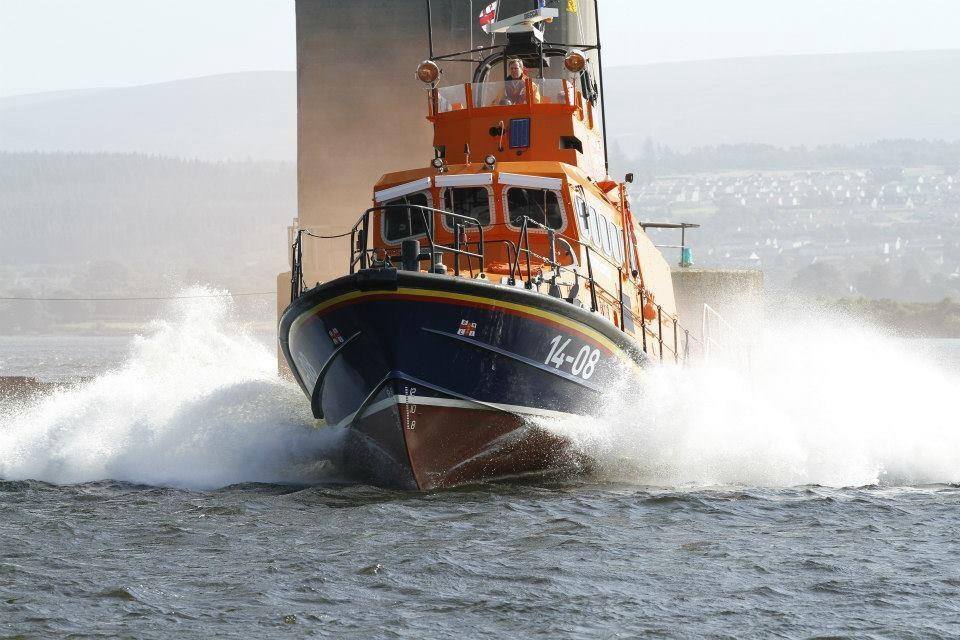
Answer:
[290,209,698,365]
[507,214,694,364]
[292,205,486,300]
[351,204,485,276]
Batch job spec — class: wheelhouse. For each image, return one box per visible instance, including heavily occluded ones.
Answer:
[293,2,689,363]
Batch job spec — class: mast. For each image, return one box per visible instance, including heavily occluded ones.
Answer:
[593,0,609,175]
[426,0,434,58]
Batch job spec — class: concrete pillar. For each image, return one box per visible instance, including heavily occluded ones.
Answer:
[294,0,436,287]
[291,0,599,288]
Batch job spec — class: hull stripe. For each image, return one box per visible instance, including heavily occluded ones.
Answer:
[329,394,581,429]
[291,286,623,354]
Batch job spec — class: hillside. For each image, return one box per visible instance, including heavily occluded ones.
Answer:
[605,50,960,151]
[0,151,295,280]
[2,51,960,160]
[0,72,296,161]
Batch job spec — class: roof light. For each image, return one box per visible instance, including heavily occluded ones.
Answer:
[431,157,446,173]
[417,60,440,84]
[484,155,497,169]
[564,50,587,73]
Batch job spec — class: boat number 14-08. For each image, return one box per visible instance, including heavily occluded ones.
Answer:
[544,335,600,379]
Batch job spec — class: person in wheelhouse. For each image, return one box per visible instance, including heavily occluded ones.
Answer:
[496,58,542,105]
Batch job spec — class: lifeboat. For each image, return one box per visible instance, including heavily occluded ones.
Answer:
[279,4,691,490]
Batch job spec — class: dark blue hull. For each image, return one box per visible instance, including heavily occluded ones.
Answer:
[279,268,645,490]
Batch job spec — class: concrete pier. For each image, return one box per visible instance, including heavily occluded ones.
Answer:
[671,268,765,340]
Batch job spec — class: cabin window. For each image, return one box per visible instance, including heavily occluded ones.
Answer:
[442,187,492,229]
[587,206,600,250]
[506,188,563,229]
[575,196,591,241]
[610,221,624,264]
[382,191,431,242]
[598,213,613,256]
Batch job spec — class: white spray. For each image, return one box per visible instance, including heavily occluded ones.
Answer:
[3,293,959,490]
[0,289,336,489]
[540,314,960,488]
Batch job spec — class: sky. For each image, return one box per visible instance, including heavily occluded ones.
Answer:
[1,0,958,96]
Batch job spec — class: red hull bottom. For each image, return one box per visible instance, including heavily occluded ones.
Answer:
[353,399,587,491]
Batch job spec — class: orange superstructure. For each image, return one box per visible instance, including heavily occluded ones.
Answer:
[367,66,680,360]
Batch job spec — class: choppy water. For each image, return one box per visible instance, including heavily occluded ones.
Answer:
[2,291,960,638]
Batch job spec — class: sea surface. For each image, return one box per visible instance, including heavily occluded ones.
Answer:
[2,297,960,638]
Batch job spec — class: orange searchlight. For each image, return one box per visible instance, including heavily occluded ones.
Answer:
[564,50,587,73]
[416,60,440,84]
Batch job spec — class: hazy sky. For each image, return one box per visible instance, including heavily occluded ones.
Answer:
[1,0,958,96]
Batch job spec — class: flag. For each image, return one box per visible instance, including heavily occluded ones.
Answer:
[478,1,498,33]
[567,0,578,13]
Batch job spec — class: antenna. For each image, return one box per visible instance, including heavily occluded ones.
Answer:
[426,0,434,58]
[594,0,609,175]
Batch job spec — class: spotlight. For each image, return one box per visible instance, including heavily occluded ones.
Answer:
[416,60,440,84]
[483,155,497,169]
[563,50,587,73]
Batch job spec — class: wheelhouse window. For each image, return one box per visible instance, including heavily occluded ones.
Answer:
[587,205,601,247]
[609,220,624,264]
[382,191,430,242]
[598,212,613,256]
[575,196,591,241]
[506,188,564,230]
[442,187,492,229]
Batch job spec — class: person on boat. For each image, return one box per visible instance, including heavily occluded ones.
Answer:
[496,58,542,106]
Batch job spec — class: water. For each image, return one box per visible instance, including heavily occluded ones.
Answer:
[2,293,960,638]
[0,335,133,382]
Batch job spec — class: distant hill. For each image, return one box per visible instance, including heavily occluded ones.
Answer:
[0,152,295,273]
[2,51,959,161]
[605,50,960,151]
[0,72,296,161]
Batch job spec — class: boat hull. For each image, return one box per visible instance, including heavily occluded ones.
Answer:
[279,269,644,490]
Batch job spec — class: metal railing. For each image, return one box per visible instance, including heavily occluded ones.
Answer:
[290,208,698,364]
[291,204,485,300]
[507,215,696,364]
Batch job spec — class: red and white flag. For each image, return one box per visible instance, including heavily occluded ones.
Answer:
[478,1,499,33]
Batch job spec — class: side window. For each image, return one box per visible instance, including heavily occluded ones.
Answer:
[598,213,613,256]
[506,188,564,230]
[383,191,430,242]
[443,187,492,229]
[612,223,624,264]
[575,196,591,241]
[587,205,600,246]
